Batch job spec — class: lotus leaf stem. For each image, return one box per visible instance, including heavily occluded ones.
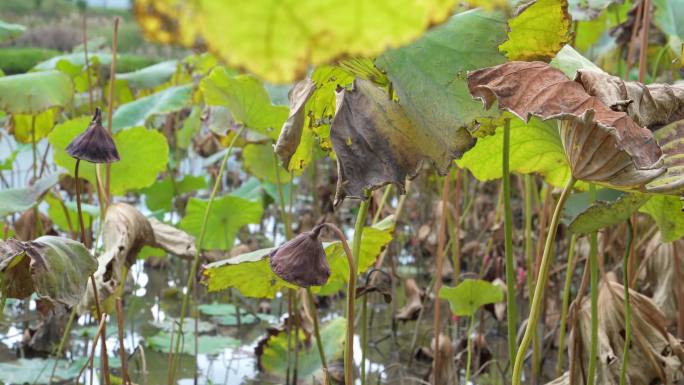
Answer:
[512,176,576,385]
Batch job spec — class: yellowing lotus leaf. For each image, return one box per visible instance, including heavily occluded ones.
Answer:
[134,0,458,83]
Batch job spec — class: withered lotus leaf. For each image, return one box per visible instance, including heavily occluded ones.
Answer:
[566,275,684,385]
[467,61,665,189]
[269,225,330,288]
[575,69,684,129]
[274,78,316,169]
[66,108,120,164]
[331,79,474,204]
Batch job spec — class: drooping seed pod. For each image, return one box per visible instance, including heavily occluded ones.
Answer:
[66,107,120,164]
[269,224,330,288]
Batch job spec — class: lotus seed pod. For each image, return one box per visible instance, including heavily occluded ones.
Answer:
[66,108,120,164]
[269,224,330,288]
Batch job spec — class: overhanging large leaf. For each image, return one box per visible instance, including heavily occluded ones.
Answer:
[200,68,288,140]
[111,84,192,132]
[0,173,60,217]
[0,236,97,306]
[49,117,169,195]
[331,10,507,203]
[134,0,458,83]
[0,70,73,114]
[456,117,572,187]
[499,0,572,61]
[203,217,395,298]
[180,194,263,250]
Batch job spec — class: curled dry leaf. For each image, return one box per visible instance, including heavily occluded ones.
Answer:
[468,61,666,189]
[575,69,684,129]
[565,274,684,385]
[429,334,458,385]
[395,278,423,321]
[79,203,198,311]
[274,79,316,169]
[639,231,684,323]
[331,79,474,204]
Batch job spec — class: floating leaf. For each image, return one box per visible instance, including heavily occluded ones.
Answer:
[258,318,346,379]
[145,332,239,355]
[640,195,684,242]
[49,117,169,195]
[112,85,192,132]
[456,117,571,187]
[118,60,178,89]
[0,236,97,306]
[200,68,288,140]
[0,358,83,384]
[151,317,215,334]
[134,0,458,83]
[567,191,650,234]
[499,0,572,61]
[0,70,73,114]
[198,303,265,325]
[439,279,504,317]
[242,144,292,184]
[180,194,263,250]
[0,173,59,217]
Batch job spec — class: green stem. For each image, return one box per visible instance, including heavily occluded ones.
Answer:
[372,185,392,224]
[48,306,78,385]
[465,315,476,385]
[31,115,37,179]
[556,233,577,376]
[512,176,576,385]
[620,220,634,385]
[307,289,330,385]
[321,223,356,385]
[272,152,292,239]
[346,199,369,385]
[361,294,368,385]
[168,126,245,385]
[502,119,518,365]
[588,184,599,385]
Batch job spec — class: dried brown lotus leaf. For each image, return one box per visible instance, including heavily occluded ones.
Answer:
[467,61,665,189]
[645,119,684,193]
[575,69,684,129]
[395,278,423,321]
[639,231,684,323]
[429,334,457,385]
[79,203,198,311]
[568,275,684,385]
[274,79,316,169]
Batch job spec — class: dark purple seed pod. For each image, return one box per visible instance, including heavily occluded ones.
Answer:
[66,108,120,164]
[269,224,330,288]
